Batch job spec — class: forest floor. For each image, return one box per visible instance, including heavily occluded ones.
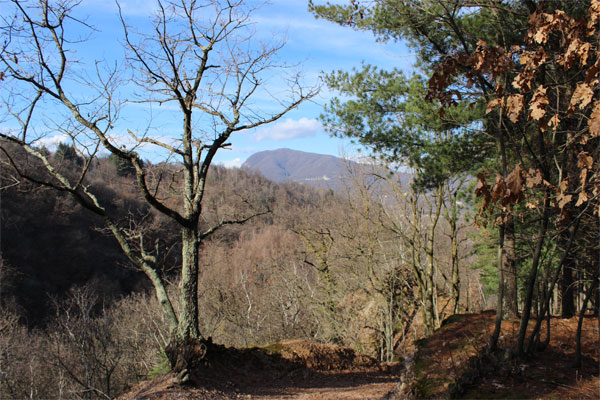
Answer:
[119,312,599,399]
[404,310,599,399]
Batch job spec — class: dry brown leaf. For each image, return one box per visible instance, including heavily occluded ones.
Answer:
[589,100,600,137]
[559,178,569,193]
[569,82,594,112]
[557,192,572,209]
[527,168,543,188]
[578,152,593,169]
[526,201,538,209]
[562,39,590,68]
[577,42,591,67]
[590,0,600,32]
[575,191,588,207]
[530,85,549,120]
[506,94,524,123]
[585,59,599,83]
[548,114,560,130]
[506,164,524,195]
[491,174,506,203]
[580,168,589,189]
[534,24,550,44]
[486,98,503,114]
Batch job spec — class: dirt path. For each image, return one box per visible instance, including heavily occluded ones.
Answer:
[242,369,401,399]
[119,366,402,400]
[119,340,403,400]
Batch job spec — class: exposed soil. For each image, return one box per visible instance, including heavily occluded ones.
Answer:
[119,312,599,399]
[118,339,403,400]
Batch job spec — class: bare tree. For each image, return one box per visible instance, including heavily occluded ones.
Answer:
[0,0,315,368]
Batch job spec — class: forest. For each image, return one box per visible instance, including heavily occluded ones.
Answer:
[0,0,598,399]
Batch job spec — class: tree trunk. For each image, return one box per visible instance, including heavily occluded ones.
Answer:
[422,284,435,337]
[425,185,443,331]
[526,216,580,353]
[490,225,505,350]
[178,226,201,341]
[503,218,518,319]
[574,276,598,368]
[450,210,460,314]
[517,194,550,357]
[560,230,576,318]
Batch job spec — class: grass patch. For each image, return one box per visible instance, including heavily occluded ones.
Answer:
[147,351,171,379]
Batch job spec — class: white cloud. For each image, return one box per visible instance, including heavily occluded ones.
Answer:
[219,158,243,169]
[33,134,72,150]
[253,117,321,141]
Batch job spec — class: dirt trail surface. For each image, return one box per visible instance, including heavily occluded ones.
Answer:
[118,340,403,400]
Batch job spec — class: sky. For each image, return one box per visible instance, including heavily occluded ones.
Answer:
[15,0,416,168]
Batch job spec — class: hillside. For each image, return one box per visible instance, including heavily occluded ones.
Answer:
[0,151,330,326]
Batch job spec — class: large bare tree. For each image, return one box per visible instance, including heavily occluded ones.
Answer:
[0,0,315,367]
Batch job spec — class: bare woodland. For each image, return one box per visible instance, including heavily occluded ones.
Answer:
[0,0,598,399]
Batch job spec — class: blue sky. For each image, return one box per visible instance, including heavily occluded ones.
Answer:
[24,0,415,167]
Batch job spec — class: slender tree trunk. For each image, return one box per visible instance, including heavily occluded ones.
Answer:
[527,217,580,353]
[425,185,443,330]
[497,122,518,320]
[503,219,518,319]
[517,194,550,357]
[422,284,435,337]
[490,224,505,350]
[560,255,576,318]
[574,275,598,367]
[450,208,460,314]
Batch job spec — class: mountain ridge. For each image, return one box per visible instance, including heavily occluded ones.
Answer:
[241,148,355,189]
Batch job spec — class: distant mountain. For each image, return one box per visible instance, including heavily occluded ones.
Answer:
[242,148,355,189]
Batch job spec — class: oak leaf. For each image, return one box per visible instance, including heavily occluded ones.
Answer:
[530,85,549,121]
[577,42,591,67]
[491,174,506,203]
[585,59,599,83]
[589,0,600,33]
[577,152,593,169]
[526,201,538,209]
[526,168,543,188]
[506,164,524,195]
[589,100,600,137]
[548,114,560,130]
[506,94,524,123]
[557,192,572,209]
[580,168,589,189]
[559,178,569,193]
[486,98,503,114]
[568,82,594,112]
[575,191,588,207]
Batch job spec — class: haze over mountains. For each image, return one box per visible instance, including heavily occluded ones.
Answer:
[242,148,414,193]
[242,148,357,190]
